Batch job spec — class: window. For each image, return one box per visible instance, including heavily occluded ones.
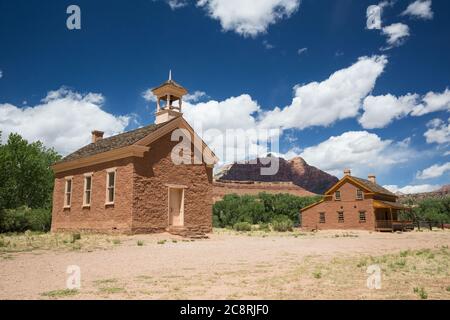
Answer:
[356,189,363,200]
[319,212,326,224]
[64,178,72,208]
[335,191,341,201]
[359,211,366,223]
[83,174,92,206]
[106,169,116,204]
[338,211,344,223]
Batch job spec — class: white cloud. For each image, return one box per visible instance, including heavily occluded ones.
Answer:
[259,55,387,130]
[184,90,208,102]
[402,0,433,20]
[382,23,410,48]
[359,93,419,129]
[183,94,274,165]
[384,184,440,194]
[166,0,188,10]
[424,118,450,144]
[416,162,450,180]
[0,88,130,155]
[142,88,158,102]
[411,88,450,116]
[366,1,390,30]
[359,89,450,129]
[299,131,413,178]
[297,47,307,55]
[197,0,300,37]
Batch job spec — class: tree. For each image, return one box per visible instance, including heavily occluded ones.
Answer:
[414,198,450,230]
[0,132,61,210]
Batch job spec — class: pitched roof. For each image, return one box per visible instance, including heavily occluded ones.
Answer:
[58,121,170,164]
[152,79,186,91]
[350,176,396,196]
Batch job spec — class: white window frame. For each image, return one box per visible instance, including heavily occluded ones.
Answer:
[64,177,73,208]
[83,173,93,207]
[335,190,341,201]
[356,189,364,200]
[105,168,116,205]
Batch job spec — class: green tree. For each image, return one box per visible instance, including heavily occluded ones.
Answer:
[0,132,61,210]
[414,198,450,230]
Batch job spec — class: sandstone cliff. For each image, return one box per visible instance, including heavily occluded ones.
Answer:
[215,156,339,194]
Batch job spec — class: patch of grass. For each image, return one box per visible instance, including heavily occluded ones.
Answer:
[137,240,144,246]
[98,287,126,294]
[70,233,81,243]
[313,271,322,279]
[157,240,166,245]
[400,250,410,257]
[41,289,79,298]
[94,278,118,285]
[413,287,428,300]
[446,286,450,292]
[172,240,178,243]
[112,239,121,245]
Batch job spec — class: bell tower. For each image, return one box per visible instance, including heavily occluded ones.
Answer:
[152,71,188,124]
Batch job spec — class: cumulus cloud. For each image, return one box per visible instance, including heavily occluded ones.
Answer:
[182,94,277,165]
[424,118,450,144]
[299,131,413,177]
[382,23,410,48]
[197,0,300,37]
[0,87,130,155]
[402,0,433,20]
[416,162,450,180]
[411,88,450,116]
[359,94,419,129]
[359,89,450,129]
[259,55,387,130]
[366,1,390,30]
[384,184,440,194]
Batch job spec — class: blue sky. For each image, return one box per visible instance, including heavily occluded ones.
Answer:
[0,0,449,193]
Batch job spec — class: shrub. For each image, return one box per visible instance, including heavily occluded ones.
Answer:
[137,240,144,246]
[271,216,293,232]
[0,207,51,233]
[213,193,322,228]
[233,222,252,232]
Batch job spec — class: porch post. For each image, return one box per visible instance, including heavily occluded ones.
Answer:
[389,208,393,231]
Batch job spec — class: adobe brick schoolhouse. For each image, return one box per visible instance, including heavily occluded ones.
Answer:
[301,169,410,232]
[51,75,218,236]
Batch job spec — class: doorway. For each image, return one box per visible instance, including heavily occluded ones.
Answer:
[168,188,184,227]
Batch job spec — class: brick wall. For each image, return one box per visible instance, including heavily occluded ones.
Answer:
[132,132,213,234]
[301,181,375,231]
[51,158,134,233]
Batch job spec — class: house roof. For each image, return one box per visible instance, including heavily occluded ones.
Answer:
[58,120,172,164]
[325,175,396,197]
[373,200,409,210]
[152,79,186,92]
[350,177,396,197]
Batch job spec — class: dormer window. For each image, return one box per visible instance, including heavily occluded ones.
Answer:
[356,189,363,200]
[335,191,341,201]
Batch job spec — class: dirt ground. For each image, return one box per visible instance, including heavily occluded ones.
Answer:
[1,229,450,300]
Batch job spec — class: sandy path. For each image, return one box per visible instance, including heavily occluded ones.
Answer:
[1,230,449,299]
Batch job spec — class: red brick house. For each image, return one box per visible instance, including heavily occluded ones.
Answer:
[51,76,218,236]
[301,169,410,231]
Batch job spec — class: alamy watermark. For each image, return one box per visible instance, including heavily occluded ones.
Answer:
[366,264,382,290]
[66,265,81,290]
[66,5,81,30]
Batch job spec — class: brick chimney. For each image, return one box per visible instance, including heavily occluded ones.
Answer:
[368,174,376,184]
[344,169,351,176]
[91,130,104,143]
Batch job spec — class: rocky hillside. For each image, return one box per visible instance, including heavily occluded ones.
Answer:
[399,185,450,203]
[215,156,338,194]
